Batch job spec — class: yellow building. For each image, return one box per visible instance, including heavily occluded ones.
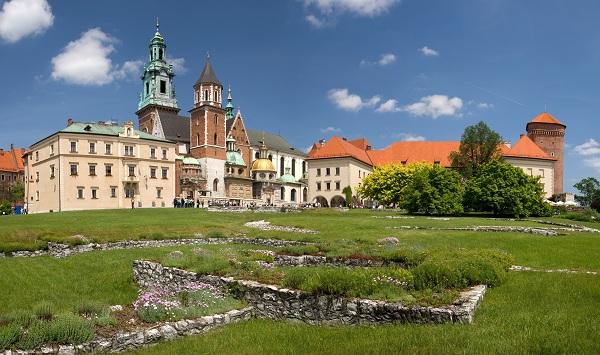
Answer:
[24,120,176,213]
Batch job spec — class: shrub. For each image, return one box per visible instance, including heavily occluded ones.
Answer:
[278,245,321,256]
[75,300,105,317]
[16,319,50,350]
[4,310,36,328]
[48,313,94,344]
[33,302,54,321]
[401,164,464,215]
[0,323,20,351]
[379,248,427,267]
[0,201,11,215]
[205,230,226,239]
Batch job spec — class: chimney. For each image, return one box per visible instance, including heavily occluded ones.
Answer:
[342,137,347,141]
[504,141,512,149]
[10,143,14,150]
[520,133,525,139]
[67,118,74,126]
[319,139,325,147]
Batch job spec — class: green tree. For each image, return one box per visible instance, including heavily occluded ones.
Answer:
[450,121,504,178]
[357,164,415,206]
[464,160,551,217]
[401,164,464,215]
[342,186,353,208]
[9,182,24,202]
[573,177,600,207]
[0,201,11,215]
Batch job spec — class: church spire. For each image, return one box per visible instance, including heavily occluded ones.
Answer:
[225,86,234,119]
[193,55,223,108]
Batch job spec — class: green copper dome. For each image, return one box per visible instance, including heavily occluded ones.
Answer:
[182,156,200,165]
[278,174,297,184]
[226,151,246,166]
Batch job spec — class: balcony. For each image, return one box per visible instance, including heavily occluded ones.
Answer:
[123,175,139,183]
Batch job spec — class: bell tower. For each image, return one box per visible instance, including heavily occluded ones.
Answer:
[526,112,566,195]
[190,55,226,196]
[136,19,179,134]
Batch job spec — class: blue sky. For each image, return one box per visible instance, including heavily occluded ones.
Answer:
[0,0,597,192]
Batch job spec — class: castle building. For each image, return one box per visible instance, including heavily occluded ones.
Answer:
[24,120,176,213]
[0,145,26,202]
[135,24,307,205]
[307,113,566,206]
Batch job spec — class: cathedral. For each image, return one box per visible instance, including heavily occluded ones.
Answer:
[136,23,308,205]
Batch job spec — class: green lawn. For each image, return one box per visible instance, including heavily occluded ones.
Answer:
[0,209,599,353]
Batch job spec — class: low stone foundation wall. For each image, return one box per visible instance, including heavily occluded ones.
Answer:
[244,220,319,234]
[133,260,486,325]
[1,307,254,355]
[0,237,312,259]
[387,225,560,236]
[273,255,406,268]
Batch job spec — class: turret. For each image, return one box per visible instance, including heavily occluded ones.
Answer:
[526,112,566,194]
[193,55,223,108]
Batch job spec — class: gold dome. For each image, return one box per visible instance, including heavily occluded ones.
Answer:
[251,158,276,172]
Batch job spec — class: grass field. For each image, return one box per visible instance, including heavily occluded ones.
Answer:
[0,208,599,354]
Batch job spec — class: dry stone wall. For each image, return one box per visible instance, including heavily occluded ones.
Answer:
[133,260,486,325]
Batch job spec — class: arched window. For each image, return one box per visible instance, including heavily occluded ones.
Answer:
[268,154,273,161]
[280,157,285,176]
[196,134,200,146]
[214,90,218,102]
[213,133,217,145]
[280,186,285,200]
[204,90,208,101]
[158,49,163,60]
[291,189,296,202]
[213,178,219,192]
[291,159,296,177]
[214,114,218,125]
[302,161,306,175]
[255,152,259,159]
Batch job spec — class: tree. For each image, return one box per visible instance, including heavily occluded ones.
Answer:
[357,164,415,206]
[9,182,24,203]
[0,201,11,215]
[401,164,464,215]
[573,177,600,207]
[450,121,504,178]
[464,160,551,217]
[342,186,353,208]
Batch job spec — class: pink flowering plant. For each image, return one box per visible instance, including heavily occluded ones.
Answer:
[133,282,243,323]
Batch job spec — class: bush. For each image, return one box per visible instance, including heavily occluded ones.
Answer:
[16,319,50,350]
[48,313,93,345]
[75,300,105,317]
[33,302,54,321]
[0,323,20,350]
[205,230,226,239]
[0,201,11,215]
[401,165,464,215]
[379,248,427,267]
[278,245,321,256]
[4,310,36,328]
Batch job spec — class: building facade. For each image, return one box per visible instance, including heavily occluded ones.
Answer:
[135,24,307,205]
[24,121,176,213]
[307,113,566,206]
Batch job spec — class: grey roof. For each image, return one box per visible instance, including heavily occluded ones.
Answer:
[226,118,234,133]
[195,60,221,86]
[247,129,307,157]
[159,111,190,143]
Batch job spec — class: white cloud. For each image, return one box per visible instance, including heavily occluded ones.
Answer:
[320,126,341,133]
[419,46,439,57]
[0,0,53,43]
[584,157,600,172]
[361,53,396,67]
[305,14,329,28]
[376,99,401,113]
[477,102,494,109]
[402,95,463,118]
[575,139,600,156]
[395,133,425,141]
[168,57,186,74]
[328,88,380,112]
[304,0,400,17]
[51,28,141,86]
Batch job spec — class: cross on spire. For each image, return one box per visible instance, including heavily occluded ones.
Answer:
[156,17,160,32]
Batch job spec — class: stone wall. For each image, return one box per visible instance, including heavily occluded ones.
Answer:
[133,260,486,325]
[273,255,407,268]
[0,237,312,259]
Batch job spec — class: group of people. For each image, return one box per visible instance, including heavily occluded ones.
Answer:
[172,197,205,208]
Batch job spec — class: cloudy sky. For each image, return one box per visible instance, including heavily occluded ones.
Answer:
[0,0,597,192]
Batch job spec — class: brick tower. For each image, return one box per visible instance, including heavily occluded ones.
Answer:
[190,56,226,197]
[526,112,566,195]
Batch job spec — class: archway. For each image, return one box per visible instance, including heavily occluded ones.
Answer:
[330,195,346,208]
[314,196,329,207]
[213,178,219,192]
[290,189,297,202]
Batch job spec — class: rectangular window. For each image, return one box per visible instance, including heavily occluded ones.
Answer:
[70,164,78,176]
[160,80,166,94]
[50,144,54,155]
[316,168,321,177]
[70,141,77,153]
[326,182,331,191]
[150,147,156,159]
[335,167,340,176]
[91,188,98,199]
[125,145,134,156]
[539,169,545,178]
[89,142,96,154]
[50,165,55,179]
[326,168,331,176]
[110,186,117,198]
[0,174,4,181]
[335,181,341,190]
[36,172,39,182]
[105,143,112,155]
[150,167,157,179]
[105,164,112,176]
[35,151,39,161]
[156,187,162,199]
[77,187,84,199]
[89,164,96,176]
[36,191,39,201]
[527,168,533,176]
[161,168,168,179]
[128,165,136,177]
[162,149,167,160]
[316,182,321,191]
[125,188,134,198]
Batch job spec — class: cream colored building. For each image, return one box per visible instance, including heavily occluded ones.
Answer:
[503,157,555,198]
[24,120,176,213]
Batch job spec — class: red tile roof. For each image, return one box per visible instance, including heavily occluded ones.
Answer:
[307,136,373,165]
[527,112,565,127]
[349,138,370,150]
[0,146,26,173]
[504,134,556,161]
[367,141,460,167]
